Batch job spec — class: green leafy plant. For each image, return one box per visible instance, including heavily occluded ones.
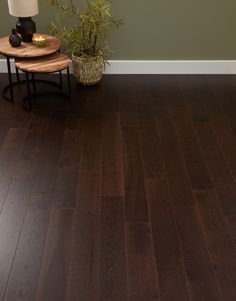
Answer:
[48,0,122,63]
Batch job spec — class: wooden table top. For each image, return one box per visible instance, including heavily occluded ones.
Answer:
[0,34,61,58]
[15,52,71,73]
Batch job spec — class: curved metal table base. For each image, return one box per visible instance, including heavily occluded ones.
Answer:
[2,79,62,102]
[23,68,71,111]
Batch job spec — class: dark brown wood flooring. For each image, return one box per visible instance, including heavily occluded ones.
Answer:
[0,74,236,301]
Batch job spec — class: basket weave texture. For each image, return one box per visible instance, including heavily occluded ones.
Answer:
[72,54,104,85]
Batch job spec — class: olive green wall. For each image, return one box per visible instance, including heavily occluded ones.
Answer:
[1,0,236,59]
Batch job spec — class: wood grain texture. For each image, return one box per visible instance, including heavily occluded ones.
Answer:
[202,78,236,178]
[0,74,235,301]
[80,110,102,172]
[4,193,52,301]
[35,208,74,301]
[53,120,82,208]
[13,114,49,179]
[36,204,100,300]
[32,113,66,193]
[216,185,236,248]
[0,128,28,178]
[122,126,149,222]
[140,125,165,180]
[101,112,124,196]
[155,98,194,206]
[194,190,236,301]
[126,222,159,301]
[146,179,190,301]
[174,205,222,301]
[0,128,28,211]
[0,35,61,58]
[99,197,127,301]
[181,77,234,187]
[0,179,32,300]
[171,78,213,189]
[15,53,71,74]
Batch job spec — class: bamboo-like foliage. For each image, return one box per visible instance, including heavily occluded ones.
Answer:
[48,0,122,62]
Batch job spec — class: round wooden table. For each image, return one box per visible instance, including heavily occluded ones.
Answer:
[0,35,61,57]
[15,53,72,110]
[0,34,61,102]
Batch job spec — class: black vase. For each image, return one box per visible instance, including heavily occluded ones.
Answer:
[9,29,22,47]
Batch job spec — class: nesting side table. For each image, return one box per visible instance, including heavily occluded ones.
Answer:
[0,34,61,102]
[15,52,71,110]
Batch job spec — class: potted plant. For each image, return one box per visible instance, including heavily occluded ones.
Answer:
[48,0,122,85]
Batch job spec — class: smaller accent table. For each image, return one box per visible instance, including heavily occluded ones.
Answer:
[0,34,61,102]
[15,52,71,111]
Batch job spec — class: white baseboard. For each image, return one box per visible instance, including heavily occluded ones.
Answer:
[1,59,236,74]
[105,60,236,74]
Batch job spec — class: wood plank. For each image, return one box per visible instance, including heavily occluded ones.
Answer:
[1,74,236,301]
[13,113,49,179]
[0,176,13,213]
[0,179,32,300]
[76,104,101,210]
[126,222,159,301]
[32,113,66,193]
[66,210,100,301]
[178,76,209,123]
[0,99,32,129]
[216,185,236,248]
[174,205,222,301]
[135,76,155,128]
[76,170,101,212]
[101,76,119,113]
[0,128,28,211]
[6,178,32,199]
[175,124,213,189]
[35,208,73,301]
[119,77,139,127]
[154,96,194,206]
[122,126,149,221]
[209,76,236,135]
[42,122,101,299]
[0,120,11,150]
[99,196,128,301]
[4,193,52,301]
[140,126,166,180]
[80,115,102,172]
[182,78,234,187]
[101,112,124,196]
[146,179,190,301]
[170,79,213,189]
[0,128,28,178]
[13,114,48,179]
[53,120,83,208]
[202,79,236,178]
[194,190,236,301]
[192,120,234,187]
[36,206,100,301]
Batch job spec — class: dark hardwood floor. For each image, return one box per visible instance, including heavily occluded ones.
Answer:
[0,73,236,301]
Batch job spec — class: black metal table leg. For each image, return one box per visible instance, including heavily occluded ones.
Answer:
[59,70,63,90]
[31,73,36,94]
[67,67,71,99]
[6,57,14,102]
[15,66,20,83]
[25,72,32,111]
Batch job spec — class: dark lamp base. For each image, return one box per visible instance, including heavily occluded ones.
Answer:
[16,17,36,43]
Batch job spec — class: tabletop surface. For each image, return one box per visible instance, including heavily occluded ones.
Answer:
[15,52,71,73]
[0,34,61,58]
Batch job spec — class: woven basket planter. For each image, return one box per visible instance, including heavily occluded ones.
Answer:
[72,53,104,85]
